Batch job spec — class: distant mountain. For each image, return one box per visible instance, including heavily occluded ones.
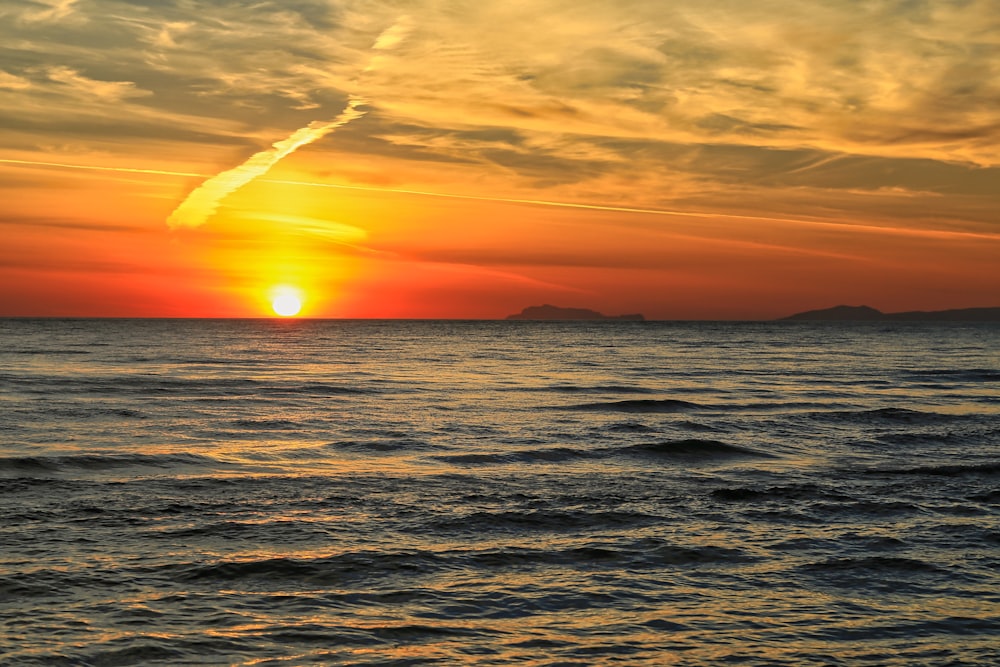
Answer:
[780,305,885,321]
[781,305,1000,322]
[506,305,645,321]
[887,307,1000,322]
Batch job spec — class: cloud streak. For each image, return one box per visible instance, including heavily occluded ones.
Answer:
[166,97,367,229]
[7,157,997,244]
[166,16,412,230]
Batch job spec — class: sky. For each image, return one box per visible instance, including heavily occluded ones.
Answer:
[1,0,998,319]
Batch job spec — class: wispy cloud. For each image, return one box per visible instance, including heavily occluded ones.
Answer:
[19,0,78,23]
[166,97,367,229]
[165,16,412,229]
[3,1,998,242]
[0,70,31,90]
[45,66,151,102]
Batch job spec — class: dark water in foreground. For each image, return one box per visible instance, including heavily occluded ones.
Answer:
[1,319,998,666]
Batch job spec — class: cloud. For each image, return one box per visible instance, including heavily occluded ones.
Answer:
[5,1,998,164]
[151,21,191,50]
[0,70,31,90]
[166,97,367,229]
[166,15,413,229]
[19,0,78,23]
[45,66,151,102]
[371,15,412,52]
[2,0,997,237]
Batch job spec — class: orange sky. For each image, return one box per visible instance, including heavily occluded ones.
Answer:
[1,1,998,319]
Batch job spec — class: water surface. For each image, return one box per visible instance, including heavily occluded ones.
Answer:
[1,319,998,665]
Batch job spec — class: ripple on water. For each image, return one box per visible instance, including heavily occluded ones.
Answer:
[2,320,998,665]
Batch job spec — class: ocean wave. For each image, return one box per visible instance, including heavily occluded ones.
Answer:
[76,641,189,667]
[901,368,1000,383]
[173,551,448,585]
[154,519,331,542]
[433,447,596,465]
[967,490,1000,503]
[231,417,302,430]
[465,538,755,569]
[328,438,440,454]
[44,406,147,420]
[814,407,967,424]
[819,500,923,517]
[433,438,771,466]
[176,556,336,583]
[560,398,705,413]
[428,509,658,533]
[4,348,91,355]
[540,384,657,394]
[724,400,835,412]
[795,554,969,594]
[642,542,757,566]
[5,375,378,398]
[675,420,725,432]
[875,431,968,446]
[31,376,264,396]
[564,398,840,414]
[801,555,947,575]
[869,462,1000,477]
[464,540,755,569]
[177,357,243,365]
[266,621,494,645]
[0,477,96,494]
[603,421,659,433]
[0,576,58,599]
[620,439,774,459]
[710,484,850,503]
[153,537,760,592]
[358,622,498,641]
[258,382,377,396]
[0,452,223,473]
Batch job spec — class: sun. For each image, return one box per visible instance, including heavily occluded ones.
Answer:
[271,290,303,317]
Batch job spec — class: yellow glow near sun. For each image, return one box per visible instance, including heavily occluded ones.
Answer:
[271,288,303,317]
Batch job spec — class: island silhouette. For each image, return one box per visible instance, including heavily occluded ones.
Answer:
[781,305,1000,322]
[505,304,1000,321]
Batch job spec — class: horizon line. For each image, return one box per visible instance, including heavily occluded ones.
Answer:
[3,310,999,322]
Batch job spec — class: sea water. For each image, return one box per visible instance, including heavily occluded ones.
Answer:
[1,319,998,665]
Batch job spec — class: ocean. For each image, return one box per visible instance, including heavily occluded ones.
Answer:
[1,319,998,666]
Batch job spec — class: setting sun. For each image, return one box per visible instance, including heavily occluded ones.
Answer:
[271,290,302,317]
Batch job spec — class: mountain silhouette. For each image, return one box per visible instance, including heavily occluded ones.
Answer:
[781,305,1000,321]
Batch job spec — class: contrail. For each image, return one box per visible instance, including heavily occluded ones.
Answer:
[0,158,202,178]
[165,18,411,230]
[166,98,366,229]
[4,157,999,242]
